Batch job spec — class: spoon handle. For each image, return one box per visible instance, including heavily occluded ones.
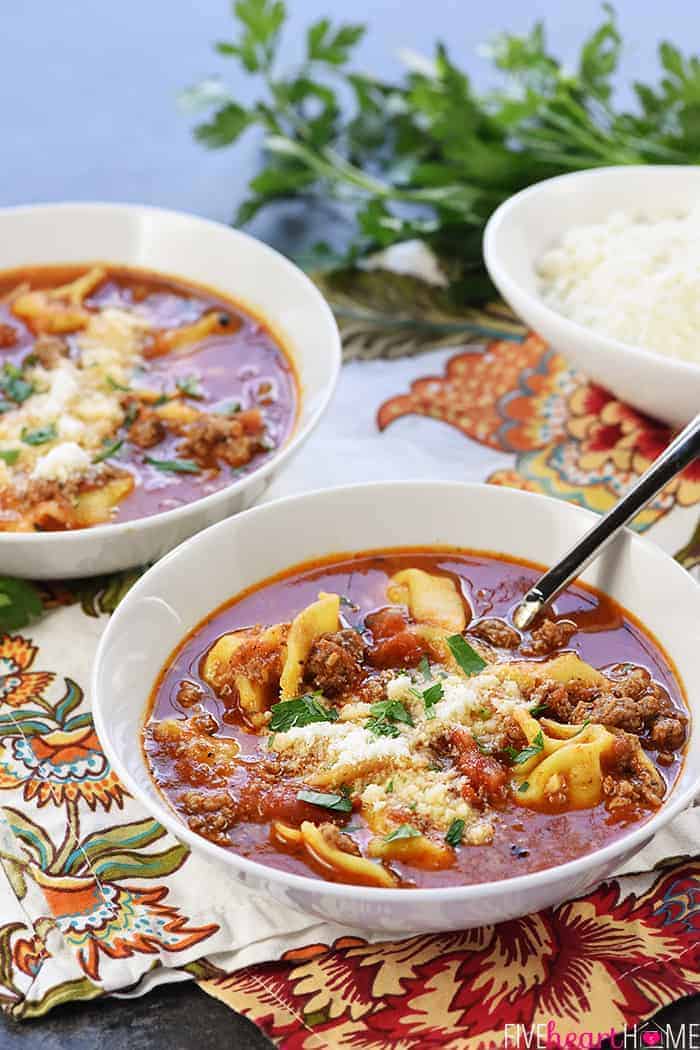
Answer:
[513,413,700,630]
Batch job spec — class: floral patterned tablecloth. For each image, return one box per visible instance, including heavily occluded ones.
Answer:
[0,267,698,1047]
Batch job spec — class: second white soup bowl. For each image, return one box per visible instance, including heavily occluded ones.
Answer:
[0,203,341,578]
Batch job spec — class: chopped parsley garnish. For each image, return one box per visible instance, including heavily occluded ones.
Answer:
[365,697,413,737]
[573,718,591,735]
[93,438,123,464]
[269,693,338,732]
[144,455,200,474]
[386,779,394,793]
[106,375,131,392]
[0,449,20,466]
[176,374,205,399]
[518,781,530,793]
[506,730,545,766]
[367,720,401,738]
[123,402,139,427]
[446,634,487,677]
[473,736,493,756]
[297,788,352,813]
[445,818,465,847]
[477,706,492,720]
[418,656,432,681]
[21,423,57,446]
[529,702,549,718]
[0,363,33,404]
[384,824,420,843]
[421,681,444,711]
[153,393,171,406]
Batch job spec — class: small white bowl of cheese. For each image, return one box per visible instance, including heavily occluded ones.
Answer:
[483,166,700,426]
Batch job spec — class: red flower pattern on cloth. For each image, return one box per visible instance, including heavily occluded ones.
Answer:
[201,861,700,1049]
[378,336,700,529]
[0,633,220,1014]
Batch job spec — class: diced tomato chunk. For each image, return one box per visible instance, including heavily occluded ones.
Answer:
[368,630,427,669]
[365,606,410,639]
[450,727,508,806]
[235,781,325,825]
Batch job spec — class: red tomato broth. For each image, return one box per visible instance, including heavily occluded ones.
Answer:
[144,548,688,889]
[0,264,297,525]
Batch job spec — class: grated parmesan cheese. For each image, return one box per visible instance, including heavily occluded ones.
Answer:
[0,307,148,477]
[269,667,531,843]
[537,206,700,364]
[32,442,91,482]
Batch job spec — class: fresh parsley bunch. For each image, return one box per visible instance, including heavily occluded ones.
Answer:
[183,1,700,301]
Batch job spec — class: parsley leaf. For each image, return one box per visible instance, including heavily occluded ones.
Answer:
[307,19,364,65]
[93,438,123,464]
[383,824,420,843]
[365,697,413,737]
[518,781,530,793]
[529,702,549,718]
[269,693,338,731]
[422,680,444,711]
[107,375,131,392]
[21,424,57,446]
[366,720,400,738]
[445,818,465,847]
[0,449,20,466]
[418,655,432,681]
[297,788,352,813]
[144,456,200,474]
[0,364,33,404]
[446,634,487,676]
[0,577,43,632]
[508,730,545,766]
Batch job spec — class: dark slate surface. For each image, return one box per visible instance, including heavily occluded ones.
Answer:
[0,0,697,1045]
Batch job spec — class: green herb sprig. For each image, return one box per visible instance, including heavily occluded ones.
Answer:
[144,456,200,474]
[270,692,338,731]
[21,424,57,447]
[506,730,545,766]
[297,787,352,813]
[183,2,700,297]
[93,438,124,464]
[0,364,33,405]
[383,823,420,843]
[446,634,487,677]
[365,697,413,737]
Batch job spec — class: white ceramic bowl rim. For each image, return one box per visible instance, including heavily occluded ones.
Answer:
[92,480,699,906]
[483,165,700,376]
[0,201,341,547]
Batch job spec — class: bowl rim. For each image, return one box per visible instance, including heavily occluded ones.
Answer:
[92,479,700,905]
[0,200,342,545]
[482,164,700,378]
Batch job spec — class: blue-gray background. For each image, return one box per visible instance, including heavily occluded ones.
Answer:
[2,1,688,221]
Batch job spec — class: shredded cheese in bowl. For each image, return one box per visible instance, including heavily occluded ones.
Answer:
[537,205,700,365]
